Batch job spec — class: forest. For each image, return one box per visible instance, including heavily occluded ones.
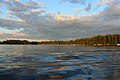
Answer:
[0,34,120,46]
[40,34,120,46]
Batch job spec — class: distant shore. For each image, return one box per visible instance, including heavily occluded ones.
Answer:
[0,34,120,46]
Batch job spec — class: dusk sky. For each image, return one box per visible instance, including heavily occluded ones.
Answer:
[0,0,120,41]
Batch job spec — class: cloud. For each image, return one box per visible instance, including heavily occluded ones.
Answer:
[96,0,114,6]
[31,9,45,13]
[100,1,120,20]
[0,17,26,29]
[2,0,27,12]
[0,32,29,40]
[2,0,45,12]
[62,0,86,4]
[85,3,91,11]
[55,14,79,21]
[74,8,82,12]
[0,32,4,35]
[62,0,92,12]
[11,32,29,37]
[0,0,120,40]
[0,10,2,13]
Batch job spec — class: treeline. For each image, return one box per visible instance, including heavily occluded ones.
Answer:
[0,40,39,45]
[0,34,120,46]
[39,34,120,46]
[73,34,120,46]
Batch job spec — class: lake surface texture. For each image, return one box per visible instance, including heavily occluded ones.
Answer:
[0,45,120,80]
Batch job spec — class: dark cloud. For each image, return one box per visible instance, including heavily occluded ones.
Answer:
[85,3,91,11]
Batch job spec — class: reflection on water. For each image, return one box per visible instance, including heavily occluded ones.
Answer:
[0,45,120,80]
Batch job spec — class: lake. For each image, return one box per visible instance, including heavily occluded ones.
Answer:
[0,45,120,80]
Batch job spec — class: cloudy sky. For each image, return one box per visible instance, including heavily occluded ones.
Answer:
[0,0,120,41]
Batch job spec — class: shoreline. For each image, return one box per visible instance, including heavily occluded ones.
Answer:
[0,44,120,47]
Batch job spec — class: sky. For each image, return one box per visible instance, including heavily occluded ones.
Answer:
[0,0,120,41]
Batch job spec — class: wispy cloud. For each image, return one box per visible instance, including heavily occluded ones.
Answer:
[96,0,114,6]
[11,32,29,37]
[74,8,82,12]
[62,0,86,4]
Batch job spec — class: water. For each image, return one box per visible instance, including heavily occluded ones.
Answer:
[0,45,120,80]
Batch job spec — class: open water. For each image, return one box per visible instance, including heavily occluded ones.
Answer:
[0,45,120,80]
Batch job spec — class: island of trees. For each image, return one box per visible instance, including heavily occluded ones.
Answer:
[0,34,120,46]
